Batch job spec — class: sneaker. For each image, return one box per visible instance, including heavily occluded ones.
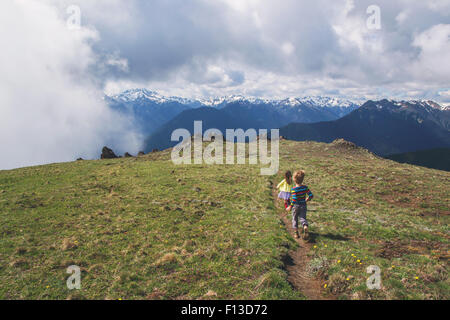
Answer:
[303,226,309,239]
[294,230,300,239]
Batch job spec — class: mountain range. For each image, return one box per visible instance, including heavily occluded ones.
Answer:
[106,89,359,137]
[280,99,450,156]
[143,100,362,152]
[106,90,450,167]
[106,90,196,137]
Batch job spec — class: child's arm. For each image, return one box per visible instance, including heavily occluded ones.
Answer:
[276,180,285,190]
[286,193,293,211]
[306,188,314,202]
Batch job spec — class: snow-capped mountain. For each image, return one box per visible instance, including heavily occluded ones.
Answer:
[108,89,449,112]
[388,99,449,111]
[280,99,450,156]
[109,89,162,103]
[106,89,362,138]
[198,95,265,107]
[105,90,196,137]
[274,96,357,108]
[108,89,201,107]
[142,94,360,151]
[105,89,449,153]
[107,89,358,109]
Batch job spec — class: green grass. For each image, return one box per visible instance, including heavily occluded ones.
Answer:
[275,141,449,300]
[0,148,299,300]
[0,140,448,300]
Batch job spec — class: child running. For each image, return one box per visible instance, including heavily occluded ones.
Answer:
[277,171,293,209]
[286,170,314,239]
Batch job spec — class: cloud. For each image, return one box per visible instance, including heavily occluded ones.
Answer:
[41,0,448,101]
[412,24,450,82]
[2,0,450,169]
[0,0,141,170]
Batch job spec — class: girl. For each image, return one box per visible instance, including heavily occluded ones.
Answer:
[277,171,293,209]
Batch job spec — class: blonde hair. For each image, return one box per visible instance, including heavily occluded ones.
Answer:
[293,170,305,185]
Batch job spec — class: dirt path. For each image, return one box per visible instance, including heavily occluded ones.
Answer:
[273,189,334,300]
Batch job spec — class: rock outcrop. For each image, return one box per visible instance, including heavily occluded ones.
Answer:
[331,139,358,150]
[101,147,118,159]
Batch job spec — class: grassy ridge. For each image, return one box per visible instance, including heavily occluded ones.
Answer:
[276,141,449,299]
[0,141,449,299]
[0,150,298,300]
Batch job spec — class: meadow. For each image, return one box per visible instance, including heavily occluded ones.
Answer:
[0,140,448,299]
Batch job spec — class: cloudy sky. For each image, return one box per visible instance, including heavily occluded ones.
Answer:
[1,0,449,169]
[46,0,450,101]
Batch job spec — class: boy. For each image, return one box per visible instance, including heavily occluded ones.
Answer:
[286,170,314,239]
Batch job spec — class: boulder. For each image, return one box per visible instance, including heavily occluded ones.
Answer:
[124,152,134,158]
[138,151,146,157]
[101,146,118,159]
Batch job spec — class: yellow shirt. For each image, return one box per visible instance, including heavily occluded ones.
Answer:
[277,179,293,193]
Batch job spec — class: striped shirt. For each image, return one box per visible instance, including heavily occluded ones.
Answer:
[290,185,313,205]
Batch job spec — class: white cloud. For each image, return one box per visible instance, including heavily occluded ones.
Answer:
[105,53,130,73]
[281,42,296,56]
[34,0,449,103]
[0,0,141,170]
[439,90,450,97]
[427,0,450,12]
[412,24,450,82]
[395,10,410,25]
[2,0,450,169]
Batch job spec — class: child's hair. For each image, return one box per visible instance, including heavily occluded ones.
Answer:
[293,170,306,185]
[285,171,293,185]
